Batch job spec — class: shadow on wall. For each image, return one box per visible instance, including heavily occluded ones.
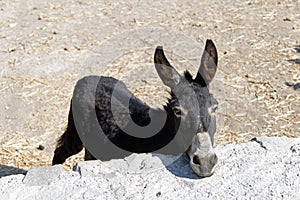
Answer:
[0,164,27,178]
[164,154,200,179]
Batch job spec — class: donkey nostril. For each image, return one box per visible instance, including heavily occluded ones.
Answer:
[193,156,201,165]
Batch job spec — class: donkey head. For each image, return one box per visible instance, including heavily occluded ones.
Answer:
[154,40,218,177]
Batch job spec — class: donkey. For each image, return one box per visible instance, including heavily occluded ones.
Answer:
[52,39,219,177]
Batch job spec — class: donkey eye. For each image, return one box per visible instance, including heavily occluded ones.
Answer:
[212,104,218,112]
[172,106,181,116]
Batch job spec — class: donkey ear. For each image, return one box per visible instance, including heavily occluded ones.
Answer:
[154,46,182,89]
[195,40,218,86]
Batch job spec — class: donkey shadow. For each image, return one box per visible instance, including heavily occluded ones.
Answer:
[0,164,27,178]
[152,153,200,179]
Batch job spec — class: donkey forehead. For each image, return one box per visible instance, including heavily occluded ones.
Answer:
[191,84,218,106]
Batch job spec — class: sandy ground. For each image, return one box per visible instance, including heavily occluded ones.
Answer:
[0,0,299,170]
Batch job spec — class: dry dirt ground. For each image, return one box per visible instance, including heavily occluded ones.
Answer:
[0,0,299,171]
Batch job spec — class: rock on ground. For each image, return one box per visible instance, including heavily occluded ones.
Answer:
[0,136,300,200]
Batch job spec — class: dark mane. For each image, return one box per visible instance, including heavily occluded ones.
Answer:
[184,70,193,83]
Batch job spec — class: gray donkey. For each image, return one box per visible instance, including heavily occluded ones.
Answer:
[52,39,219,177]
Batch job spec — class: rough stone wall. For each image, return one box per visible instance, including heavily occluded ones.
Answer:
[1,136,299,199]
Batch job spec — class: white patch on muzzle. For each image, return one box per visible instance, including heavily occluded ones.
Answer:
[187,132,218,177]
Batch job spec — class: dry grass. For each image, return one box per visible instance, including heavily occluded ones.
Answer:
[0,72,78,170]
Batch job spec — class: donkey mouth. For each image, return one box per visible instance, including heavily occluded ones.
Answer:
[190,163,216,178]
[191,165,216,178]
[189,152,218,178]
[197,172,214,178]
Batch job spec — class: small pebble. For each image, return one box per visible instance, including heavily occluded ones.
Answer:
[283,17,291,21]
[37,145,45,151]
